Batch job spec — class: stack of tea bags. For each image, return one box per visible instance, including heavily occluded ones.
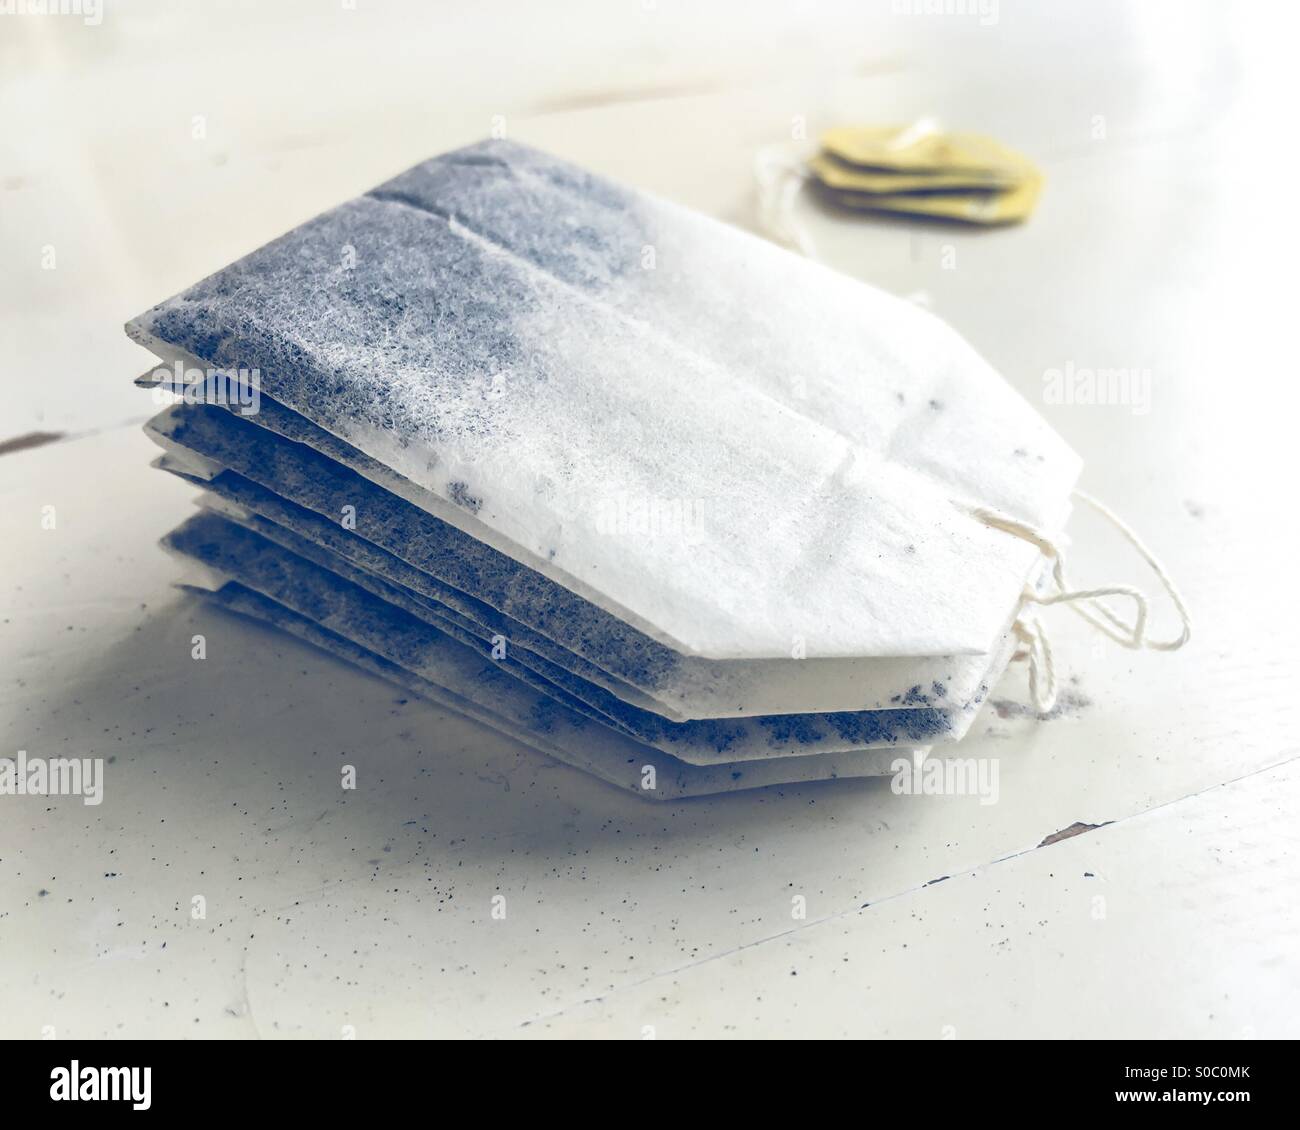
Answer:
[127,139,1080,799]
[809,123,1043,225]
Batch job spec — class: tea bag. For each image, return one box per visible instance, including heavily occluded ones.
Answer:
[124,138,1133,798]
[165,504,1011,763]
[163,518,927,799]
[127,138,1079,666]
[144,400,1024,722]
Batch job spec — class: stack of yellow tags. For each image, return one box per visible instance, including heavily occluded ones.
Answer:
[810,122,1042,225]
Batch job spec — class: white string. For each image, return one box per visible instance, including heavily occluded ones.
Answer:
[751,137,1190,716]
[1011,615,1056,716]
[754,146,815,258]
[754,120,945,257]
[973,490,1192,713]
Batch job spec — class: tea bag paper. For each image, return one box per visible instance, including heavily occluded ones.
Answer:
[146,403,1022,721]
[127,139,1079,661]
[168,508,1002,763]
[165,539,926,799]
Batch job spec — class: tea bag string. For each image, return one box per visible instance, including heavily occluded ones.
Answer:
[1011,614,1056,717]
[755,118,947,255]
[754,153,1191,709]
[973,490,1191,712]
[754,146,817,258]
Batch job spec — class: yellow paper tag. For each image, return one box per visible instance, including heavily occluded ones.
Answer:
[809,152,1021,195]
[823,171,1043,226]
[821,124,1031,177]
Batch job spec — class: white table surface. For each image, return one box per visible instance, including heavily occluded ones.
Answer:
[2,1,1297,1038]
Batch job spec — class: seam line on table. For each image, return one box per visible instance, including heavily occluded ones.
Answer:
[514,747,1300,1032]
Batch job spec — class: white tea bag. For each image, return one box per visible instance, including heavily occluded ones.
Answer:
[165,527,925,799]
[146,402,1023,721]
[127,139,1079,664]
[171,506,1012,762]
[163,511,996,762]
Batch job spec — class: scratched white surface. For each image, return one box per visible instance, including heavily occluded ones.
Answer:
[2,1,1297,1038]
